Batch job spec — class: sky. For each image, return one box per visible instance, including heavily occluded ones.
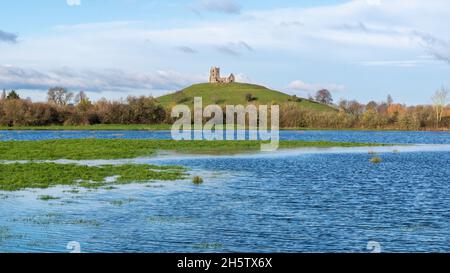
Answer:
[0,0,449,105]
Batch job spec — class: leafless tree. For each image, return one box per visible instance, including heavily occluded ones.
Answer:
[1,89,6,100]
[431,87,449,127]
[74,91,88,104]
[47,87,73,106]
[387,95,393,106]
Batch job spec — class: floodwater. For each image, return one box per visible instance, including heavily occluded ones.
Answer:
[0,130,449,252]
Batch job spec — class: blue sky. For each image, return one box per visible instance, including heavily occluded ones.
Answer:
[0,0,449,104]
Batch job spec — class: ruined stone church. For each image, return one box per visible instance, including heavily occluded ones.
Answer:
[209,67,235,84]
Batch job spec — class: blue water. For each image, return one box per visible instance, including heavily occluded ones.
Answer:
[1,130,450,144]
[0,130,449,253]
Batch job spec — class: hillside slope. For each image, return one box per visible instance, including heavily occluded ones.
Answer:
[157,83,335,111]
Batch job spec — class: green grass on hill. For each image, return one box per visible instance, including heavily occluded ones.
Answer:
[0,139,385,160]
[157,83,335,111]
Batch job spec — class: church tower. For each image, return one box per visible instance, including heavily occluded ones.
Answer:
[209,67,235,84]
[209,67,220,83]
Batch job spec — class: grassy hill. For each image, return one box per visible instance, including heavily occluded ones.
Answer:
[157,83,335,111]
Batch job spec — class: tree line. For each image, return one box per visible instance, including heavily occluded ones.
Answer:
[0,87,167,126]
[280,88,450,130]
[0,87,449,130]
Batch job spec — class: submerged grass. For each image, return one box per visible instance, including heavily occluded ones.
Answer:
[0,163,186,191]
[38,195,60,201]
[109,198,137,206]
[0,139,387,191]
[0,139,386,160]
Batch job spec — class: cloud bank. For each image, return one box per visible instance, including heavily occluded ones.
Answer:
[0,30,18,43]
[1,0,450,103]
[0,65,204,93]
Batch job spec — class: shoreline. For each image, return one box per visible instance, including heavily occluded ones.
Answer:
[0,124,449,132]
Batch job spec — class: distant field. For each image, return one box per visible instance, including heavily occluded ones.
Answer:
[157,82,335,112]
[2,124,446,132]
[0,124,172,131]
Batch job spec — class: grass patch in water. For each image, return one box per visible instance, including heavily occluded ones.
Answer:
[0,163,186,191]
[370,157,383,164]
[0,227,25,243]
[193,242,224,249]
[13,214,101,227]
[0,139,387,160]
[0,193,9,200]
[192,176,204,185]
[109,198,136,206]
[38,195,60,201]
[63,188,80,194]
[147,216,193,224]
[68,219,101,227]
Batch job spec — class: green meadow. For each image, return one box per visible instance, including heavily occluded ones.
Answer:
[0,139,386,191]
[0,139,385,160]
[0,163,186,191]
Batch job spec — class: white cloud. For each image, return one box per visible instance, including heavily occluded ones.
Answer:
[234,73,251,83]
[10,0,450,65]
[288,80,345,93]
[66,0,81,7]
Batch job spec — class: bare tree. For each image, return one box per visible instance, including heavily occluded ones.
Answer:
[431,87,449,127]
[74,91,88,104]
[1,89,6,100]
[347,100,365,116]
[387,95,393,106]
[47,87,73,106]
[366,101,378,111]
[315,89,333,105]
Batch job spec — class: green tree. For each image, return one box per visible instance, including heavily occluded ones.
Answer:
[315,89,333,105]
[6,90,20,100]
